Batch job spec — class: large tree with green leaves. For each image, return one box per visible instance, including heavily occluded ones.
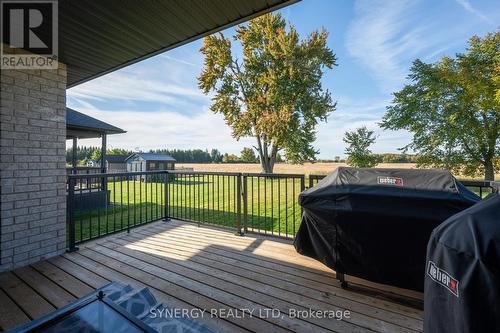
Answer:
[381,31,500,180]
[198,13,336,173]
[343,126,378,168]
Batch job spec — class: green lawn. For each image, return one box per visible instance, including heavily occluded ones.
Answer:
[70,175,303,243]
[70,174,492,245]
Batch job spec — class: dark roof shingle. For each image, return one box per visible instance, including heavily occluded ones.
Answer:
[67,108,126,135]
[126,153,176,162]
[104,154,129,163]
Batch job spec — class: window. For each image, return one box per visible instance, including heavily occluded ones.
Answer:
[149,162,155,169]
[158,162,165,170]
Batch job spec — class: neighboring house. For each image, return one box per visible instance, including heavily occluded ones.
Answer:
[86,159,99,167]
[103,154,129,173]
[126,153,176,172]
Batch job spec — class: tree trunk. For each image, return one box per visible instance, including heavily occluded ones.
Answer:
[484,157,495,181]
[259,149,278,173]
[256,135,279,173]
[260,159,273,173]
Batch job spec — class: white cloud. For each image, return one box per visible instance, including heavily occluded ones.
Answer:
[68,71,207,107]
[66,50,254,154]
[345,0,451,93]
[454,0,494,25]
[313,96,413,158]
[66,104,254,154]
[160,54,197,67]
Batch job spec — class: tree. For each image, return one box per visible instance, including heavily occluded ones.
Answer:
[108,148,132,155]
[222,153,239,163]
[381,31,500,180]
[240,147,258,163]
[210,149,223,163]
[90,149,101,162]
[343,126,378,168]
[199,13,336,173]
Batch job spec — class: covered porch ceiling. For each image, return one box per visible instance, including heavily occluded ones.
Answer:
[59,0,299,88]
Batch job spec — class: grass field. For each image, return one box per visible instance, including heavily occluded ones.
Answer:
[177,162,417,176]
[177,162,499,179]
[71,174,303,243]
[70,164,496,245]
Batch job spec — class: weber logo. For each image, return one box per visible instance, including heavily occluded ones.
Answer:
[377,176,403,186]
[427,261,459,297]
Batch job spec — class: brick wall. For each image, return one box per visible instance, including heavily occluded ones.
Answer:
[0,63,67,271]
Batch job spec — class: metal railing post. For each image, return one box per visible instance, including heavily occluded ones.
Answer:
[67,177,78,252]
[300,175,305,217]
[163,171,170,222]
[236,173,243,236]
[242,174,248,234]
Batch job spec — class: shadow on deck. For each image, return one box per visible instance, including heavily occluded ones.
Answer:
[0,220,423,333]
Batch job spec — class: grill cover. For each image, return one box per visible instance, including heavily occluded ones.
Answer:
[294,167,479,291]
[425,193,500,333]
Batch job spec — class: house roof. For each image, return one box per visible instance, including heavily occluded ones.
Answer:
[104,154,129,163]
[126,153,176,162]
[66,107,126,139]
[59,0,299,87]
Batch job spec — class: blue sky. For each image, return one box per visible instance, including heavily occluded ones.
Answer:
[67,0,499,158]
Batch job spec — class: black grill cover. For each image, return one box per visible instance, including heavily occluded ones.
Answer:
[294,167,480,291]
[425,193,500,333]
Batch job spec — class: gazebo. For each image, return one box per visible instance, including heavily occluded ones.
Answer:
[66,107,126,174]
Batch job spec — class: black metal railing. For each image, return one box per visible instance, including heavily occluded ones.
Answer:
[243,173,305,238]
[307,174,497,198]
[66,167,103,191]
[308,174,326,189]
[66,166,101,175]
[67,170,497,251]
[460,180,497,198]
[67,171,306,250]
[67,171,168,251]
[165,171,242,232]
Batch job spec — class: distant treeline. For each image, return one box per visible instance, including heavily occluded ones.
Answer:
[66,147,133,165]
[150,149,222,163]
[67,147,254,164]
[148,148,283,163]
[372,153,418,163]
[67,146,417,165]
[319,153,418,164]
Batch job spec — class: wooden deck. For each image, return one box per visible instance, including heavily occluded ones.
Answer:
[0,220,423,332]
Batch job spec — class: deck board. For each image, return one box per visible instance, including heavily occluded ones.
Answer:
[0,219,423,332]
[31,261,94,298]
[12,266,76,308]
[113,233,422,328]
[89,244,373,333]
[134,224,423,316]
[0,271,55,320]
[0,289,30,331]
